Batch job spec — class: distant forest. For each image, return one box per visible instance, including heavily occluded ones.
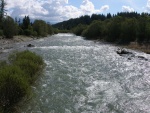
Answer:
[53,12,150,45]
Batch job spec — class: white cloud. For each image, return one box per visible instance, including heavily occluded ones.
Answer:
[80,0,109,15]
[5,0,109,23]
[146,0,150,11]
[100,5,109,12]
[122,6,134,12]
[80,0,95,14]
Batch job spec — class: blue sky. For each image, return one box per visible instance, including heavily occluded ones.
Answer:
[5,0,150,23]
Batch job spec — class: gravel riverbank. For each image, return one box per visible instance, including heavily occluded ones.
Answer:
[0,35,34,47]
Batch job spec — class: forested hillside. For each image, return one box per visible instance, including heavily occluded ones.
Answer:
[53,12,150,46]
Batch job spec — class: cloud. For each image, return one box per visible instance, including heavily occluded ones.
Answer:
[80,0,109,15]
[100,5,109,12]
[80,0,95,14]
[146,0,150,11]
[5,0,109,23]
[122,6,134,12]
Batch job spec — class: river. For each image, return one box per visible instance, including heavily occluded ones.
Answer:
[1,33,150,113]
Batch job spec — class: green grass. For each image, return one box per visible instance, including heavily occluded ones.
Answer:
[0,50,44,112]
[9,50,44,82]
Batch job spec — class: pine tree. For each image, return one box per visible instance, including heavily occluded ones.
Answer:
[0,0,6,28]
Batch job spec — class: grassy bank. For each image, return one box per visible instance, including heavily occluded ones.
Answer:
[0,50,44,113]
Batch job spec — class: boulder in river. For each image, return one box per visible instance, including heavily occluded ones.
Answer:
[116,48,133,55]
[27,44,35,47]
[137,56,148,61]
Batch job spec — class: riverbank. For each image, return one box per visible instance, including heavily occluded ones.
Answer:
[120,42,150,54]
[0,35,35,47]
[94,39,150,54]
[0,35,149,54]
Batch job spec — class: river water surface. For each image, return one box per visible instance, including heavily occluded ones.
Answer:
[1,33,150,113]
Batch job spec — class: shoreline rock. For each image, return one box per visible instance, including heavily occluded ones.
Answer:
[116,48,149,61]
[116,48,133,55]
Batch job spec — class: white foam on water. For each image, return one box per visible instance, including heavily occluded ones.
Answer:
[55,33,75,37]
[19,34,150,113]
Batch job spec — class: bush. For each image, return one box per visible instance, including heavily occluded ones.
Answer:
[13,50,43,65]
[0,30,3,36]
[24,29,32,36]
[32,31,38,36]
[0,61,7,69]
[0,50,44,112]
[82,20,103,40]
[9,50,44,82]
[72,24,87,36]
[0,65,30,110]
[33,20,48,36]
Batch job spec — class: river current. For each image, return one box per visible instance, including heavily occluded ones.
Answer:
[1,33,150,113]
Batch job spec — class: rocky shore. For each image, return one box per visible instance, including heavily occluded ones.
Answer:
[0,35,35,46]
[121,42,150,54]
[0,35,37,58]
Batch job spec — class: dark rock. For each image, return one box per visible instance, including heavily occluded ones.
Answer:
[27,44,35,47]
[128,58,132,60]
[137,56,148,61]
[116,48,132,55]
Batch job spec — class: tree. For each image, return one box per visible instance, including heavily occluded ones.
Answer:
[106,16,123,42]
[107,13,112,19]
[33,20,48,36]
[3,16,18,38]
[82,20,103,39]
[137,15,148,44]
[0,0,6,28]
[72,24,87,36]
[47,23,53,35]
[119,18,138,44]
[22,16,30,30]
[0,0,6,19]
[144,21,150,48]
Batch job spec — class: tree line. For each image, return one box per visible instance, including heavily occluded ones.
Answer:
[0,15,54,38]
[0,0,54,39]
[54,12,150,46]
[53,12,141,30]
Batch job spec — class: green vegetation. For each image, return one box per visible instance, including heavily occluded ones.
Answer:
[0,50,44,113]
[54,12,150,47]
[15,16,54,37]
[0,0,54,39]
[2,16,18,38]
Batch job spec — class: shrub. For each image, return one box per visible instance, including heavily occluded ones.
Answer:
[0,30,3,36]
[82,20,103,40]
[24,29,32,36]
[9,50,44,82]
[0,61,7,69]
[14,59,40,81]
[32,31,38,36]
[0,50,44,112]
[0,65,30,110]
[72,24,87,36]
[33,20,48,36]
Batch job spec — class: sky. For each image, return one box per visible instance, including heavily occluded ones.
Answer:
[5,0,150,23]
